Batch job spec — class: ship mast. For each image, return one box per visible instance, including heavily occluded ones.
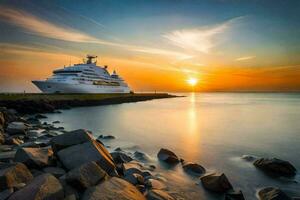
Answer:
[86,55,97,64]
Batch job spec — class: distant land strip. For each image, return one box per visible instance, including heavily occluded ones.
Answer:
[0,93,179,114]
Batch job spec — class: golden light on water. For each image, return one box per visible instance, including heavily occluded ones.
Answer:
[187,78,198,86]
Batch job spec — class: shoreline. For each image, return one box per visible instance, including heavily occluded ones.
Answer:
[0,101,299,199]
[0,93,179,114]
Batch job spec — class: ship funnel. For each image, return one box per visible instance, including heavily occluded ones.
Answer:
[86,55,97,64]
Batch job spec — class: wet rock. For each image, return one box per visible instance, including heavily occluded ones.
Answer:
[0,188,14,200]
[50,129,93,153]
[98,135,115,140]
[146,189,175,200]
[111,151,133,164]
[124,173,144,185]
[182,161,205,176]
[0,132,5,144]
[0,111,5,128]
[134,151,151,162]
[57,141,116,175]
[82,177,146,200]
[241,155,256,162]
[34,114,47,119]
[5,137,23,146]
[200,173,233,193]
[225,190,245,200]
[14,147,52,168]
[254,158,297,177]
[52,121,60,124]
[8,173,64,200]
[27,130,45,139]
[157,148,179,164]
[0,162,33,191]
[142,170,153,179]
[43,167,66,178]
[145,179,167,190]
[258,187,291,200]
[122,161,143,176]
[25,118,40,125]
[6,122,28,135]
[66,161,107,191]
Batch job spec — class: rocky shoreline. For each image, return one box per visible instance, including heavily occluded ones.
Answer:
[0,93,178,114]
[0,106,299,200]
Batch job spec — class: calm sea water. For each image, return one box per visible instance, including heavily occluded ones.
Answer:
[44,93,300,199]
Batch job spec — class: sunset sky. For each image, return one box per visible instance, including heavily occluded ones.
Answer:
[0,0,299,92]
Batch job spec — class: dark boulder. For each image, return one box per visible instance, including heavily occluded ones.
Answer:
[82,177,146,200]
[111,151,133,164]
[145,179,167,190]
[65,161,107,191]
[8,173,64,200]
[98,135,115,140]
[122,161,143,176]
[157,148,179,164]
[6,122,28,135]
[124,173,144,185]
[258,187,291,200]
[146,189,175,200]
[134,151,151,162]
[50,129,93,153]
[14,147,52,168]
[200,173,233,193]
[0,163,33,191]
[34,114,47,119]
[254,158,297,177]
[57,141,116,175]
[225,190,245,200]
[42,167,66,178]
[182,161,205,176]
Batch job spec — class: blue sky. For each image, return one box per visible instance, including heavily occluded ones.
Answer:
[0,0,299,92]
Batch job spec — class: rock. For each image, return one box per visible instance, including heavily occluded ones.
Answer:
[57,141,116,175]
[145,179,167,190]
[6,122,28,135]
[50,129,93,153]
[142,170,153,179]
[43,167,66,178]
[82,177,146,200]
[182,161,205,176]
[0,132,5,144]
[66,161,107,191]
[122,161,143,176]
[254,158,297,177]
[0,188,14,200]
[52,121,60,124]
[200,173,233,193]
[0,112,5,128]
[241,155,256,162]
[25,118,40,125]
[0,162,33,191]
[14,147,52,168]
[157,148,179,164]
[5,137,23,146]
[35,114,47,119]
[124,173,144,185]
[27,130,45,139]
[111,151,133,164]
[12,183,26,191]
[225,190,245,200]
[134,151,151,162]
[98,135,115,140]
[146,189,174,200]
[8,173,64,200]
[258,187,291,200]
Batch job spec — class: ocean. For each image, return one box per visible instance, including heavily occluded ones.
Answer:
[43,93,300,199]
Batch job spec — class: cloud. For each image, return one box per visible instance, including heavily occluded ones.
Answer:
[0,6,190,59]
[164,17,243,54]
[235,56,255,61]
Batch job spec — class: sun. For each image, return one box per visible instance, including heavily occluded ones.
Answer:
[187,78,198,86]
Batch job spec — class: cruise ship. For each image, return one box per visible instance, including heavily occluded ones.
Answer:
[32,55,131,93]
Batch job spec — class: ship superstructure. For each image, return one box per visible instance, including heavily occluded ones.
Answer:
[32,55,131,93]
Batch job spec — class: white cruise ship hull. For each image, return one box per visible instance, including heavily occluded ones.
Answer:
[32,81,130,93]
